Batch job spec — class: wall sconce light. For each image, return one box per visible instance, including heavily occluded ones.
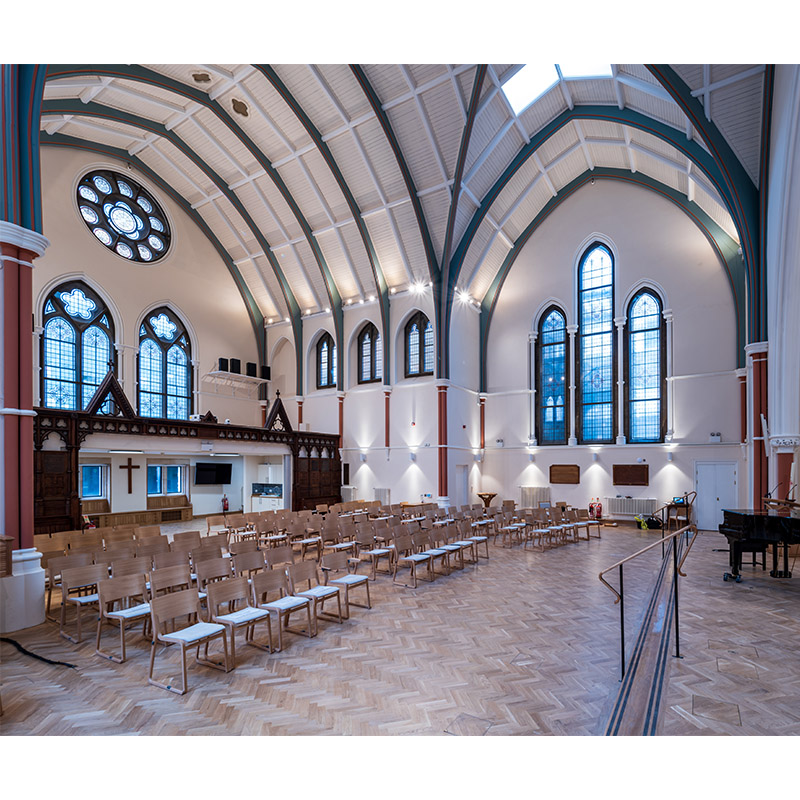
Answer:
[667,452,674,462]
[409,452,417,462]
[359,453,367,463]
[592,453,599,462]
[474,453,483,463]
[528,453,535,462]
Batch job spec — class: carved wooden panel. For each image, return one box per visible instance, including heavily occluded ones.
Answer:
[550,464,580,484]
[613,464,650,486]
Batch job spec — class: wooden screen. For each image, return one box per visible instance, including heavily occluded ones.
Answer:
[550,464,580,484]
[613,464,650,486]
[34,450,79,534]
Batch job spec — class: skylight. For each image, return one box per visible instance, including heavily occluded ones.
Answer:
[501,63,613,116]
[502,64,559,115]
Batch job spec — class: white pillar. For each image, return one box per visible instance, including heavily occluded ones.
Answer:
[663,308,674,442]
[567,324,578,445]
[615,316,626,445]
[528,331,538,445]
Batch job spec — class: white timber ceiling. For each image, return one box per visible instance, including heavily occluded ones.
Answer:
[41,63,762,320]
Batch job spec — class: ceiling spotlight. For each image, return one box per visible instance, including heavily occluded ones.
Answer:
[284,317,290,322]
[325,307,330,313]
[368,295,376,302]
[267,318,273,324]
[590,177,595,185]
[346,298,353,305]
[390,288,397,294]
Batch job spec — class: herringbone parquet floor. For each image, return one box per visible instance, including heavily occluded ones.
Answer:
[1,525,798,737]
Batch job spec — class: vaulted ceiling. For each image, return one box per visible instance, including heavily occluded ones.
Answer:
[40,64,766,331]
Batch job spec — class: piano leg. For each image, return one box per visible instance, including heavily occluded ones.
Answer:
[769,543,793,579]
[724,542,743,582]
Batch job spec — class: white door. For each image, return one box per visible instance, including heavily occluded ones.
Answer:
[694,461,738,530]
[455,465,469,508]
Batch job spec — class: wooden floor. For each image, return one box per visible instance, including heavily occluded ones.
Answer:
[1,524,799,736]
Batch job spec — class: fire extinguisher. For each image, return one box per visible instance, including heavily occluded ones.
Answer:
[589,498,596,519]
[595,498,603,519]
[221,493,229,513]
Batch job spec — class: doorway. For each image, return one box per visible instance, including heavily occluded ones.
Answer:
[694,461,738,530]
[455,465,469,508]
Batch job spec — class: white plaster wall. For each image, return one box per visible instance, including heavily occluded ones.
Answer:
[35,147,261,426]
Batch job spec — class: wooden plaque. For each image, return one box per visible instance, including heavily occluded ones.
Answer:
[613,464,649,486]
[550,464,580,484]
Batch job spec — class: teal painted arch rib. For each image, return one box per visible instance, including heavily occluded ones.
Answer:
[41,133,270,369]
[256,65,392,387]
[645,65,762,341]
[450,105,746,320]
[478,169,747,392]
[45,64,342,385]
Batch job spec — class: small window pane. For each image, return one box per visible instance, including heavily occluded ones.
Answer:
[408,323,420,374]
[423,322,434,373]
[147,465,161,495]
[81,465,103,498]
[375,333,382,380]
[166,465,182,494]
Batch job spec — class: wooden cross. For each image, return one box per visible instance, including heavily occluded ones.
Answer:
[119,457,140,494]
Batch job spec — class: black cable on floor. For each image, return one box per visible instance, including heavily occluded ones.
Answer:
[0,637,78,669]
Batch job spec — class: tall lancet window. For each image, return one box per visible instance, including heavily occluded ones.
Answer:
[138,307,192,419]
[358,322,382,383]
[626,290,665,442]
[41,281,115,411]
[316,332,337,389]
[578,243,615,442]
[537,307,568,444]
[405,311,434,377]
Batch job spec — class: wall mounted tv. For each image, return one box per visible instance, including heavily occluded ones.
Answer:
[195,462,233,485]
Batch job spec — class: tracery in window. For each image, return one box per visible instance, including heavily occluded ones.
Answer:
[138,307,192,419]
[626,291,664,442]
[357,322,382,384]
[76,169,171,263]
[578,243,615,442]
[41,281,115,412]
[537,307,568,445]
[405,311,434,377]
[316,332,337,389]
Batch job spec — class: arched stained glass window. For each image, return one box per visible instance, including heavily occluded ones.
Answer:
[537,307,568,445]
[316,332,337,389]
[578,243,615,443]
[76,169,171,263]
[41,281,115,411]
[626,290,665,442]
[405,311,434,377]
[358,322,382,384]
[138,307,192,419]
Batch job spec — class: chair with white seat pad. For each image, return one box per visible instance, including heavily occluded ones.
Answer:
[148,588,230,695]
[59,563,109,643]
[391,533,432,588]
[95,573,151,663]
[207,576,271,666]
[288,560,343,633]
[251,569,313,652]
[320,552,370,618]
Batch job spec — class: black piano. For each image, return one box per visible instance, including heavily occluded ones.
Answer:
[719,508,800,582]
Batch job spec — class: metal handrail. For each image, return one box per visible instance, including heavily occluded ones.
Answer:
[598,523,698,680]
[598,524,696,603]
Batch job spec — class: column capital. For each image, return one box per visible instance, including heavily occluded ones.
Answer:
[566,324,578,335]
[0,220,50,257]
[769,435,800,453]
[383,387,392,396]
[745,341,769,356]
[336,391,346,400]
[614,316,626,328]
[528,331,538,343]
[735,368,747,379]
[662,308,674,322]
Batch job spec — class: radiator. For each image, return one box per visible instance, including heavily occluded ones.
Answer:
[340,485,358,503]
[374,487,391,505]
[605,497,657,517]
[520,486,551,509]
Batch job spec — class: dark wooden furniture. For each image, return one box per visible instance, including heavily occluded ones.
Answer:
[476,492,497,509]
[549,464,580,484]
[613,464,649,486]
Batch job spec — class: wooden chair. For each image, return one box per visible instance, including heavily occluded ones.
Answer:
[45,551,92,622]
[59,563,108,643]
[577,508,602,539]
[392,533,432,588]
[288,560,343,633]
[255,517,287,549]
[104,541,136,562]
[111,557,150,580]
[190,544,223,568]
[95,574,151,663]
[104,528,136,546]
[251,569,314,651]
[153,549,190,572]
[70,530,103,554]
[415,531,450,578]
[232,549,267,581]
[172,530,202,548]
[319,552,371,618]
[451,521,479,564]
[136,536,170,563]
[207,577,272,666]
[206,515,227,535]
[148,589,230,695]
[194,556,232,593]
[433,524,469,570]
[265,545,295,570]
[351,528,393,581]
[149,565,194,598]
[134,525,162,540]
[229,539,259,557]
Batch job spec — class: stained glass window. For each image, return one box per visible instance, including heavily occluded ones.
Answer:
[41,281,115,412]
[627,291,664,442]
[316,333,336,389]
[76,169,171,263]
[138,307,191,419]
[405,311,434,377]
[357,322,382,384]
[537,307,568,444]
[578,244,615,442]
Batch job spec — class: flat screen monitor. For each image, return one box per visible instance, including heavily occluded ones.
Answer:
[195,462,232,485]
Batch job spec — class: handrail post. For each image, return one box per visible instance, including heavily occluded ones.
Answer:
[672,535,682,660]
[619,564,625,681]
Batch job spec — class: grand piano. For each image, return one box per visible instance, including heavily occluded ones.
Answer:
[718,503,800,582]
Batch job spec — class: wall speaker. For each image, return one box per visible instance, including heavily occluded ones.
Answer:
[260,365,271,380]
[246,362,257,377]
[218,357,229,372]
[230,358,241,374]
